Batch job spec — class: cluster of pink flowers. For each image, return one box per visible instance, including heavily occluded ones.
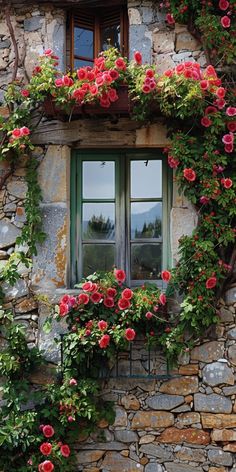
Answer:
[142,68,157,94]
[164,61,203,80]
[37,424,71,471]
[11,126,30,139]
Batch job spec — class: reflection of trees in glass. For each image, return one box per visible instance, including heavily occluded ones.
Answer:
[84,214,115,240]
[83,244,114,277]
[134,218,161,239]
[131,244,161,280]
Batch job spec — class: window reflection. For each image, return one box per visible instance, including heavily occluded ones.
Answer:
[131,160,162,198]
[101,24,121,51]
[82,203,115,240]
[131,202,162,239]
[82,161,115,199]
[131,244,162,280]
[74,26,94,59]
[83,244,115,276]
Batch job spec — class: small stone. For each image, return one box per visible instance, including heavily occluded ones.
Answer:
[140,457,148,466]
[228,344,236,365]
[225,287,236,305]
[175,31,201,51]
[211,429,236,442]
[219,307,234,323]
[146,394,184,411]
[176,412,200,428]
[159,376,198,395]
[114,430,138,443]
[202,361,234,386]
[15,298,38,313]
[201,413,236,429]
[7,180,27,199]
[171,404,191,413]
[158,427,210,445]
[121,394,140,410]
[139,444,173,461]
[208,449,232,467]
[113,406,127,427]
[223,443,236,452]
[131,411,174,429]
[222,385,236,396]
[194,393,232,414]
[191,342,224,363]
[97,418,109,428]
[120,450,129,457]
[101,452,144,472]
[0,39,11,49]
[2,279,28,301]
[76,450,104,464]
[24,16,44,32]
[139,435,156,444]
[164,463,203,472]
[185,395,193,404]
[209,468,227,472]
[0,218,21,249]
[175,446,206,462]
[3,202,16,212]
[179,364,199,375]
[144,464,163,472]
[0,250,7,259]
[153,31,175,54]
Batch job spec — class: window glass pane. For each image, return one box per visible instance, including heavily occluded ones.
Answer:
[131,202,162,239]
[101,24,120,51]
[83,161,115,199]
[74,26,94,59]
[75,58,94,69]
[131,160,162,198]
[82,203,115,240]
[83,244,115,276]
[131,244,162,280]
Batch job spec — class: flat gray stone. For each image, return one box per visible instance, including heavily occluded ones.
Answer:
[0,218,21,249]
[223,385,236,396]
[24,16,43,32]
[114,430,138,443]
[228,344,236,366]
[225,287,236,305]
[139,444,173,462]
[202,361,234,386]
[171,404,191,413]
[7,181,27,199]
[219,306,234,323]
[208,448,233,466]
[129,25,151,63]
[191,341,224,363]
[78,441,125,450]
[2,279,28,301]
[145,464,163,472]
[227,327,236,340]
[52,20,66,72]
[194,393,232,413]
[0,39,11,49]
[146,394,184,411]
[164,463,203,472]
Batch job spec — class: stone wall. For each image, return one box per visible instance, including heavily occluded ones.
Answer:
[0,2,236,472]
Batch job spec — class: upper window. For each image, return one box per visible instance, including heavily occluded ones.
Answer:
[68,6,128,69]
[71,152,171,287]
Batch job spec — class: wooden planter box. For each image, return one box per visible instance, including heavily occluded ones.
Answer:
[43,85,132,119]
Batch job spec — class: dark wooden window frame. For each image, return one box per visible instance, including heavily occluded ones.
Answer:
[69,6,129,70]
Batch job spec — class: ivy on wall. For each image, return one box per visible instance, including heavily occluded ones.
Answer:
[0,46,235,470]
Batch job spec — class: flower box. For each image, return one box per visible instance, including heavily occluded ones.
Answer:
[43,85,132,118]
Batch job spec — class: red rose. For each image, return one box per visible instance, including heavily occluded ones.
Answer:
[118,298,131,310]
[134,51,142,65]
[20,126,30,136]
[108,88,118,102]
[226,107,236,116]
[11,128,21,138]
[205,65,217,77]
[206,277,217,289]
[205,106,217,115]
[91,292,102,303]
[168,155,179,168]
[142,84,151,94]
[40,443,52,456]
[219,0,229,10]
[221,16,230,28]
[214,98,226,109]
[99,334,110,348]
[114,269,126,283]
[145,311,153,320]
[200,80,209,90]
[200,196,210,204]
[40,461,54,472]
[98,320,108,331]
[164,69,173,77]
[227,121,236,132]
[125,328,136,341]
[122,288,133,300]
[221,178,233,189]
[82,281,94,292]
[166,13,175,24]
[161,270,171,282]
[44,48,53,56]
[109,69,119,81]
[146,69,155,78]
[222,133,234,145]
[61,295,70,304]
[42,425,54,438]
[69,378,77,386]
[115,58,126,70]
[216,87,226,98]
[107,287,117,298]
[60,444,71,458]
[78,293,90,305]
[104,297,114,308]
[225,143,234,153]
[21,89,30,97]
[159,293,166,305]
[201,116,212,127]
[183,168,196,182]
[77,68,87,80]
[59,302,69,317]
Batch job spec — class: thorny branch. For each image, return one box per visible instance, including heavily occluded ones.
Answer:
[5,3,19,83]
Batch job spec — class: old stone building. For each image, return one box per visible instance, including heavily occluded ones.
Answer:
[0,1,236,471]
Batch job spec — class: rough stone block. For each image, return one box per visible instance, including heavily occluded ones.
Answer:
[227,327,236,339]
[159,376,198,395]
[146,394,184,411]
[153,53,175,75]
[211,429,236,442]
[153,31,175,54]
[101,452,144,472]
[121,394,140,410]
[179,364,199,375]
[2,279,28,301]
[114,430,138,443]
[202,361,234,386]
[170,207,198,263]
[194,393,232,414]
[145,464,164,472]
[128,7,141,25]
[129,25,151,63]
[15,298,38,313]
[113,406,127,427]
[201,413,236,429]
[0,39,11,49]
[191,341,224,363]
[176,412,200,427]
[139,435,155,445]
[0,217,21,249]
[208,449,233,467]
[140,443,173,461]
[228,344,236,366]
[175,446,205,462]
[164,462,203,472]
[175,31,201,51]
[158,427,210,445]
[131,411,174,429]
[24,16,44,31]
[38,302,67,364]
[38,145,69,203]
[7,180,27,199]
[76,450,104,464]
[219,306,234,323]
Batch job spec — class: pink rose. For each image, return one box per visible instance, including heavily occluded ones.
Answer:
[221,16,230,28]
[219,0,229,10]
[44,49,53,56]
[227,121,236,132]
[40,443,52,456]
[118,298,131,310]
[59,302,69,317]
[78,293,90,305]
[201,116,212,127]
[82,281,94,292]
[20,126,30,136]
[145,311,153,320]
[125,328,136,341]
[159,293,167,305]
[107,287,117,298]
[183,168,196,182]
[226,107,236,116]
[216,87,226,98]
[222,133,234,145]
[114,269,126,283]
[115,57,126,70]
[122,288,133,300]
[60,444,71,458]
[221,178,233,189]
[98,320,108,331]
[21,89,30,97]
[161,270,171,282]
[99,334,110,348]
[103,297,115,308]
[91,292,102,303]
[42,425,54,438]
[200,80,209,90]
[69,378,77,386]
[166,13,175,24]
[40,460,54,472]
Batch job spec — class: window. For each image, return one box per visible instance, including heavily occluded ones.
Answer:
[68,5,128,69]
[71,152,171,287]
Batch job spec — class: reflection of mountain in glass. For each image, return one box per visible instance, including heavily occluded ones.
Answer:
[131,203,162,239]
[83,214,115,240]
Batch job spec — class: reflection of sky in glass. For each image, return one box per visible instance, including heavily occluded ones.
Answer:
[74,27,94,58]
[131,160,162,198]
[83,161,115,199]
[75,58,94,68]
[131,202,162,239]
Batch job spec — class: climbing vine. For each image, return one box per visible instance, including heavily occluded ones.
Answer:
[0,46,235,470]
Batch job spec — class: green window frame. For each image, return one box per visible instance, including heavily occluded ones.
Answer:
[70,151,172,287]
